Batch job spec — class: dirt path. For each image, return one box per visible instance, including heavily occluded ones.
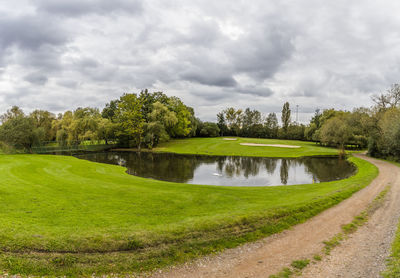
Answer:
[152,155,400,278]
[302,157,400,277]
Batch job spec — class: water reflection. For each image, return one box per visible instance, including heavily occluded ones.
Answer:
[75,152,356,186]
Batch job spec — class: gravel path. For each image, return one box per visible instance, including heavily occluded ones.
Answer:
[302,157,400,277]
[152,154,400,278]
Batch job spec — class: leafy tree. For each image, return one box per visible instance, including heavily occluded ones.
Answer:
[320,115,351,154]
[198,122,220,137]
[373,108,400,159]
[102,99,120,120]
[115,93,145,150]
[97,118,118,144]
[241,108,262,137]
[0,109,34,150]
[281,102,291,134]
[286,123,305,140]
[144,101,178,148]
[223,107,243,136]
[30,110,56,143]
[167,97,192,137]
[265,113,278,138]
[0,106,24,123]
[217,112,228,136]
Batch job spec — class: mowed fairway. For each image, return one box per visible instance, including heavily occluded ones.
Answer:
[0,144,377,276]
[154,137,339,157]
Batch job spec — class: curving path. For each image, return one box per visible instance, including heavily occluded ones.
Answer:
[152,154,400,278]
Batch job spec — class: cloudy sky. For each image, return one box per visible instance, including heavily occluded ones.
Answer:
[0,0,399,122]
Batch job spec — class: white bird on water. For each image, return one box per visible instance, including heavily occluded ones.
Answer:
[213,173,222,176]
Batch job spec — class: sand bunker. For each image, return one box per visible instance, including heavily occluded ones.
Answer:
[223,138,237,141]
[240,143,301,148]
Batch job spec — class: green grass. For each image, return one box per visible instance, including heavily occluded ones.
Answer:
[0,154,377,276]
[291,259,310,270]
[269,267,293,278]
[313,254,322,261]
[153,137,339,157]
[384,221,400,277]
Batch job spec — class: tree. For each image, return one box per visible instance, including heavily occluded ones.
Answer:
[115,93,145,150]
[102,99,120,120]
[223,107,242,136]
[30,110,56,144]
[167,97,192,137]
[241,108,262,137]
[281,102,291,135]
[97,118,117,145]
[144,101,178,148]
[217,112,228,136]
[265,113,278,138]
[372,108,400,159]
[372,84,400,110]
[0,106,24,123]
[320,116,351,155]
[0,110,34,150]
[198,122,220,137]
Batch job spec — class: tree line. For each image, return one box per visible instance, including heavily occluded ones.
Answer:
[215,102,304,140]
[214,84,400,160]
[0,90,198,151]
[1,84,400,161]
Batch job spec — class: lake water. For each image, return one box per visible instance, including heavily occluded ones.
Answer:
[75,151,356,186]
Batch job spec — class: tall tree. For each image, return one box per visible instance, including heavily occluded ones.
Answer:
[281,102,291,134]
[216,112,227,136]
[224,107,243,136]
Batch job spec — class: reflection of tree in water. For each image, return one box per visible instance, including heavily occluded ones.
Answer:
[300,157,356,182]
[126,152,205,183]
[222,157,263,178]
[264,159,277,175]
[241,157,262,178]
[223,157,241,178]
[76,152,356,186]
[280,159,289,185]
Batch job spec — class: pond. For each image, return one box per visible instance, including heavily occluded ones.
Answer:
[75,151,356,186]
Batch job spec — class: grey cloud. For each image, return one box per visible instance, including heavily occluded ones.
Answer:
[0,15,67,51]
[57,80,79,89]
[0,0,399,121]
[230,26,294,80]
[24,72,48,85]
[36,0,143,17]
[236,86,274,97]
[181,72,237,87]
[75,57,99,69]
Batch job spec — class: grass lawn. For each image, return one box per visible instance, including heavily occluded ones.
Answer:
[154,137,339,157]
[0,152,377,276]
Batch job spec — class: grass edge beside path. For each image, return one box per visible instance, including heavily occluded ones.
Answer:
[382,161,400,278]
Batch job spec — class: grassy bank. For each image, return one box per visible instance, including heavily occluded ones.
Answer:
[0,153,377,276]
[153,137,339,157]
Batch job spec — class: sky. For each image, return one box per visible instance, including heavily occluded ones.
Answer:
[0,0,399,122]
